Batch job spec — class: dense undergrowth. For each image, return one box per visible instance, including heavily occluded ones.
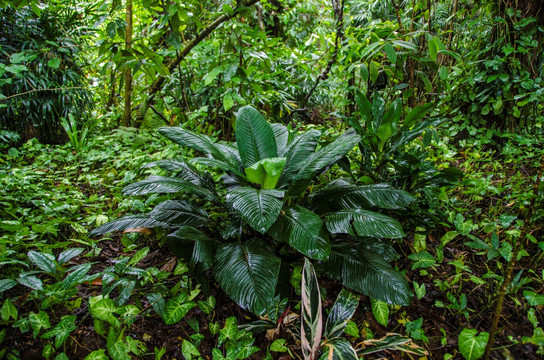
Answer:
[2,0,544,359]
[0,121,543,359]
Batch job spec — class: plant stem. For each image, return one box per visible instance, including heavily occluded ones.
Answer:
[483,154,544,359]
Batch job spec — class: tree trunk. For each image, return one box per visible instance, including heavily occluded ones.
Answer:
[123,0,133,127]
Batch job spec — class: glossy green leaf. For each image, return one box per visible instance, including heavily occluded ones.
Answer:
[158,127,228,162]
[89,297,119,326]
[325,246,412,305]
[311,181,414,213]
[122,175,215,200]
[236,105,278,168]
[164,293,197,325]
[191,157,246,179]
[288,129,361,197]
[301,259,322,360]
[523,290,544,306]
[149,200,208,228]
[319,338,358,360]
[325,209,405,239]
[371,298,389,326]
[62,263,92,288]
[17,275,43,291]
[277,130,320,187]
[182,339,201,360]
[214,240,280,315]
[325,290,359,339]
[28,251,56,275]
[90,215,168,236]
[357,333,427,356]
[226,187,284,233]
[167,226,215,270]
[384,43,397,64]
[403,103,434,129]
[58,248,84,265]
[458,329,489,360]
[271,123,289,156]
[268,205,330,260]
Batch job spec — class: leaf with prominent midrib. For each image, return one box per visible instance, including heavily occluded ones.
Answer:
[226,187,283,233]
[236,106,278,168]
[214,240,280,315]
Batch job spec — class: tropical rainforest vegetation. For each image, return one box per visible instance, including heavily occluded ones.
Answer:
[1,0,543,359]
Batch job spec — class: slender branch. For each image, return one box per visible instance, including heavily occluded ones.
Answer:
[142,0,259,106]
[302,0,345,109]
[0,87,87,101]
[483,153,544,360]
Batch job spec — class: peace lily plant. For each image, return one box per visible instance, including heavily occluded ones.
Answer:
[91,106,414,315]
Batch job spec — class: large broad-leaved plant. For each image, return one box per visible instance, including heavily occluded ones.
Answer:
[91,106,414,315]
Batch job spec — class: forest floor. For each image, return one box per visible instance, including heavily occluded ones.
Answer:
[1,127,543,359]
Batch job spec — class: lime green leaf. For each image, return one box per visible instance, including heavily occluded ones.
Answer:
[204,67,221,85]
[84,349,109,360]
[41,315,77,348]
[218,316,238,346]
[164,294,196,325]
[245,157,286,189]
[408,251,436,270]
[384,43,397,64]
[270,339,288,352]
[223,93,234,111]
[181,339,201,360]
[1,299,17,321]
[523,290,544,306]
[371,298,389,326]
[107,328,130,360]
[458,329,489,360]
[29,311,51,338]
[89,297,119,327]
[47,57,60,69]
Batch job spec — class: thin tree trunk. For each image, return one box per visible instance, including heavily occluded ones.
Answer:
[123,0,133,126]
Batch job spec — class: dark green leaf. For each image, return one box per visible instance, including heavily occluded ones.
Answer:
[268,205,330,260]
[58,248,84,265]
[236,106,278,168]
[271,123,289,156]
[28,251,56,275]
[227,187,284,233]
[123,175,215,200]
[214,240,280,315]
[277,130,320,187]
[90,215,168,236]
[326,209,405,239]
[408,252,436,270]
[149,200,208,228]
[325,290,359,339]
